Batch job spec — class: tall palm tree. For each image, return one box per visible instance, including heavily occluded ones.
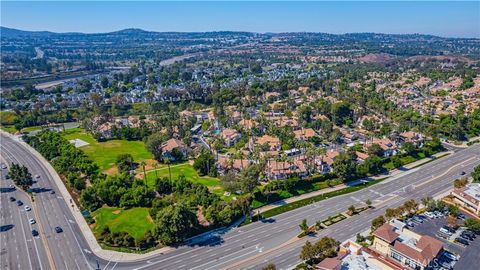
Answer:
[140,161,147,186]
[163,157,172,184]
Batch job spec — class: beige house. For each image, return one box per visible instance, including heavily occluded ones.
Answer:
[220,128,241,147]
[372,220,443,270]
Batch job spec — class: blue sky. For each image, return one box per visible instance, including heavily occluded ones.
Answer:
[1,1,479,38]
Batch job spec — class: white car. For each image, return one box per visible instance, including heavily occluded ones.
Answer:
[425,212,435,218]
[24,206,31,211]
[443,252,458,261]
[440,228,452,235]
[29,218,36,224]
[35,175,40,179]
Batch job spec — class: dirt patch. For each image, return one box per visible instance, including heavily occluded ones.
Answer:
[359,53,397,63]
[103,166,118,175]
[112,210,121,215]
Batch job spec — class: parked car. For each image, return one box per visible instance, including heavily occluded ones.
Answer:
[425,212,435,218]
[440,228,452,235]
[29,218,36,224]
[443,252,458,261]
[463,230,476,238]
[442,226,456,233]
[54,226,63,233]
[31,229,39,237]
[455,237,469,245]
[458,213,466,220]
[413,216,423,223]
[24,206,31,211]
[16,200,23,206]
[9,197,16,202]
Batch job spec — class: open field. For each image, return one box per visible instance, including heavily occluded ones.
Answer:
[61,128,152,172]
[92,207,154,240]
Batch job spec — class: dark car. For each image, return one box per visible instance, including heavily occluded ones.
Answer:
[463,230,476,238]
[461,233,474,241]
[50,190,55,194]
[16,200,23,206]
[455,237,469,245]
[460,171,466,175]
[31,229,39,237]
[54,226,63,233]
[9,197,16,202]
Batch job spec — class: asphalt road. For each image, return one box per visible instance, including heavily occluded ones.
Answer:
[1,132,479,270]
[0,165,50,270]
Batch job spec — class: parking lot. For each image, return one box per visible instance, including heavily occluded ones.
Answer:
[407,212,480,270]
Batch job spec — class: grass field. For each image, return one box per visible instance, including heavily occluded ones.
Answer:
[92,207,154,240]
[144,162,227,196]
[62,128,152,172]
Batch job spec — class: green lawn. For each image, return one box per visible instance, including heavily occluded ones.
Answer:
[62,128,152,172]
[144,163,226,197]
[92,207,154,240]
[0,125,17,133]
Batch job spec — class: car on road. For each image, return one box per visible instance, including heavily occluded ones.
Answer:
[9,184,15,189]
[50,190,55,194]
[54,226,63,233]
[460,171,466,175]
[31,229,39,237]
[9,196,16,202]
[35,174,40,179]
[1,164,7,170]
[455,237,469,245]
[16,200,23,206]
[29,218,36,224]
[24,206,31,211]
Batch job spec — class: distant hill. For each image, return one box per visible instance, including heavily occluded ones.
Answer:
[0,26,59,38]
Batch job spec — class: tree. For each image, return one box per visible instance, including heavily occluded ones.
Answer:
[164,157,172,183]
[454,177,469,189]
[472,164,480,183]
[261,264,276,270]
[146,133,166,161]
[156,177,172,195]
[366,199,372,208]
[193,150,216,176]
[314,237,339,259]
[402,142,416,155]
[299,219,309,234]
[116,154,134,174]
[300,241,316,261]
[7,163,33,190]
[464,218,480,232]
[154,204,199,245]
[447,215,458,229]
[367,144,384,157]
[333,152,357,181]
[347,205,356,215]
[448,204,459,217]
[371,216,386,231]
[331,102,352,126]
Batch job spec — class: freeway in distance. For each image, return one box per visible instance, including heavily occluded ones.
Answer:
[1,132,479,270]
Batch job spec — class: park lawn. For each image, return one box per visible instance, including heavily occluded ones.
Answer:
[92,207,154,240]
[144,162,229,198]
[0,125,17,133]
[61,128,152,172]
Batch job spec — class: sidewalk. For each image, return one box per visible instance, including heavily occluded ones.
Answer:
[254,151,451,215]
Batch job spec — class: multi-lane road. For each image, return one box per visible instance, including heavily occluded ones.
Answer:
[1,132,479,270]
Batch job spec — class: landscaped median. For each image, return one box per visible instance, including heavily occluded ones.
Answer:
[250,177,386,221]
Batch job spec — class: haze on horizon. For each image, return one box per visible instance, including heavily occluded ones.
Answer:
[1,1,479,38]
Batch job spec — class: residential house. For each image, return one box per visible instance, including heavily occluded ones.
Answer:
[160,138,189,161]
[293,128,317,141]
[266,160,308,180]
[249,135,281,151]
[217,156,251,174]
[220,128,241,147]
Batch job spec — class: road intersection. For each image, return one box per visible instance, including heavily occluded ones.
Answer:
[1,132,479,270]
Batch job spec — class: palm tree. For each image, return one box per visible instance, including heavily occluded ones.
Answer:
[163,157,172,183]
[140,161,147,186]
